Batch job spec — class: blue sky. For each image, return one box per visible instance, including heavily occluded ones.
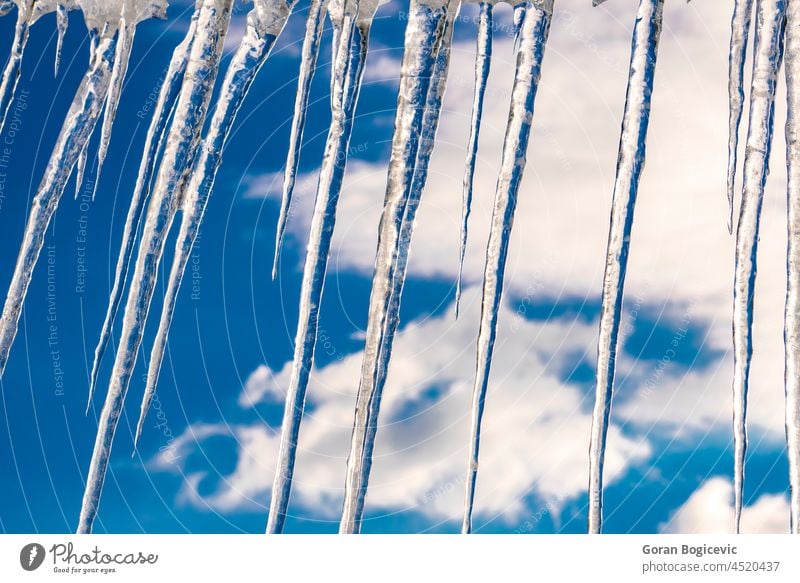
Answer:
[0,0,793,534]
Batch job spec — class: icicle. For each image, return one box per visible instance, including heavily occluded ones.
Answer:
[512,0,525,49]
[77,0,233,534]
[74,29,99,199]
[587,0,664,535]
[371,0,456,417]
[87,4,201,411]
[30,0,79,83]
[93,9,138,201]
[0,0,33,137]
[0,25,120,377]
[728,0,755,234]
[55,3,69,77]
[730,0,786,535]
[338,0,459,535]
[74,140,89,197]
[786,0,800,535]
[266,0,377,534]
[134,0,298,449]
[455,0,492,317]
[461,0,552,535]
[272,0,330,278]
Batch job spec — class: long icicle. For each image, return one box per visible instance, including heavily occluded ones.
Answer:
[363,0,457,488]
[728,0,756,233]
[87,4,201,410]
[461,0,552,535]
[73,28,100,199]
[785,0,800,535]
[731,0,787,535]
[455,0,493,317]
[266,0,376,534]
[339,0,460,535]
[77,0,234,534]
[92,8,138,201]
[272,0,330,278]
[0,0,33,137]
[135,0,298,450]
[0,27,119,377]
[587,0,664,535]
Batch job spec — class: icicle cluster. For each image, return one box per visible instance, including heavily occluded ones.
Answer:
[731,0,786,535]
[0,0,167,378]
[137,0,298,448]
[87,2,202,409]
[79,0,300,533]
[727,0,800,535]
[336,0,461,534]
[2,0,797,537]
[0,1,75,136]
[266,0,382,534]
[461,0,553,534]
[78,0,235,534]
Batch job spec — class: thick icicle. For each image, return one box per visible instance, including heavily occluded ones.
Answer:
[587,0,664,535]
[93,10,138,200]
[368,0,456,442]
[730,0,786,534]
[786,0,800,535]
[0,24,121,377]
[728,0,755,233]
[77,0,233,534]
[338,0,460,535]
[455,0,492,317]
[135,0,298,449]
[266,0,377,534]
[55,3,69,76]
[87,4,201,410]
[0,1,33,137]
[272,0,329,278]
[461,0,552,535]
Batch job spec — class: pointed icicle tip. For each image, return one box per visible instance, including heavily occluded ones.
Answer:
[54,4,70,77]
[273,0,330,280]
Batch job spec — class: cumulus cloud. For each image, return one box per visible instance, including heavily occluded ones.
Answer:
[164,288,650,526]
[240,364,285,406]
[250,0,786,440]
[661,478,789,534]
[158,0,790,529]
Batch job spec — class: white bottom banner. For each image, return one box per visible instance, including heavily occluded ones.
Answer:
[0,535,797,582]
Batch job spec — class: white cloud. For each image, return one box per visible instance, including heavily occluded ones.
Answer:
[166,288,650,526]
[661,478,789,534]
[240,364,286,406]
[257,0,787,441]
[362,49,402,87]
[162,1,792,528]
